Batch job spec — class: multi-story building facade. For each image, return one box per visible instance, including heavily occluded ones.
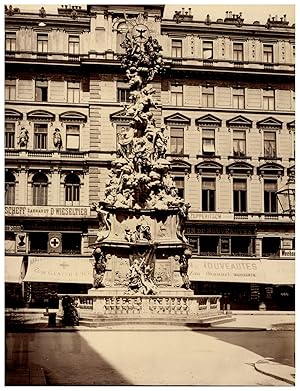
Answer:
[5,4,295,310]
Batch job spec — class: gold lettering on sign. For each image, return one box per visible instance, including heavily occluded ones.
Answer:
[5,206,90,217]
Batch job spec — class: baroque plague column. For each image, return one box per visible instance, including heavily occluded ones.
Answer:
[90,14,193,299]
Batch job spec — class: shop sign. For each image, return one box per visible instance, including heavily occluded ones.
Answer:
[185,225,255,235]
[188,212,234,221]
[5,205,91,218]
[23,256,93,283]
[189,258,295,284]
[280,249,295,258]
[5,225,23,232]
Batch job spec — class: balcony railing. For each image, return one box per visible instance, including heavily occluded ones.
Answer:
[5,50,295,73]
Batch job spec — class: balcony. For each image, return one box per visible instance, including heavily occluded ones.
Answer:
[165,56,294,74]
[234,212,293,222]
[5,149,88,160]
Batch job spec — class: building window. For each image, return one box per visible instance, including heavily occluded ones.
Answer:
[65,173,80,205]
[188,237,199,254]
[233,179,247,212]
[5,122,15,149]
[263,44,274,63]
[67,81,80,103]
[202,178,215,212]
[62,233,81,254]
[262,237,280,257]
[68,35,79,54]
[34,123,48,149]
[232,88,245,109]
[264,180,277,213]
[5,79,16,100]
[117,88,131,103]
[199,236,218,256]
[5,172,16,205]
[173,176,184,199]
[35,80,48,102]
[263,90,275,110]
[233,130,246,157]
[203,41,213,59]
[233,43,244,61]
[37,34,48,52]
[171,39,182,57]
[170,127,184,155]
[29,232,48,253]
[66,124,80,150]
[264,131,276,158]
[32,172,48,206]
[5,32,16,51]
[202,129,215,155]
[171,84,183,106]
[220,237,230,254]
[231,236,251,256]
[202,87,214,107]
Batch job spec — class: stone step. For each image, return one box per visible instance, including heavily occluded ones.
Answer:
[78,314,234,328]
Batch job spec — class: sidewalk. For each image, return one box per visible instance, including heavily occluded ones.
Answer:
[5,311,295,386]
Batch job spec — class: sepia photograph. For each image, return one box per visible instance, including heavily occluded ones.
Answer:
[4,2,295,386]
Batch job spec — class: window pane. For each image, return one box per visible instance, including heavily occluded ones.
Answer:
[233,179,247,191]
[66,134,80,149]
[202,178,215,190]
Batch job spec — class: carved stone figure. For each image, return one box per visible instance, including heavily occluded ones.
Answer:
[127,257,157,295]
[176,202,191,243]
[91,202,111,242]
[92,248,107,288]
[154,127,168,159]
[179,249,192,290]
[53,128,62,150]
[18,127,29,147]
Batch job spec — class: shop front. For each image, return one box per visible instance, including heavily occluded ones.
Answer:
[5,255,93,308]
[189,258,295,310]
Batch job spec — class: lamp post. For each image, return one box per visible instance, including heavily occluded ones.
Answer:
[276,171,295,220]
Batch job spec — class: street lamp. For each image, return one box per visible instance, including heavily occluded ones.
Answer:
[276,171,295,220]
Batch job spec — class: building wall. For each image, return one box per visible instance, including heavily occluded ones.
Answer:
[5,5,295,307]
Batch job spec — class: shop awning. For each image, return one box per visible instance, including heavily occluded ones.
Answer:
[5,256,24,283]
[23,256,93,283]
[189,258,295,285]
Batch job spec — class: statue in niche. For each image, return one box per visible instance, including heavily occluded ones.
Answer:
[178,249,192,290]
[92,248,107,288]
[53,128,62,150]
[18,127,29,148]
[91,202,111,242]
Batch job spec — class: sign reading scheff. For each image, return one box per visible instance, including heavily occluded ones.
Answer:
[5,205,91,218]
[189,259,295,285]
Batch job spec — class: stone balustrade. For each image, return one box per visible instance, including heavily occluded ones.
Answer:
[58,294,221,318]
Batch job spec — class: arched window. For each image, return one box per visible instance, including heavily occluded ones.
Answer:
[5,171,16,205]
[65,173,80,205]
[32,172,48,205]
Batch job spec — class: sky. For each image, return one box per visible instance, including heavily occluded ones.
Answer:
[11,1,295,25]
